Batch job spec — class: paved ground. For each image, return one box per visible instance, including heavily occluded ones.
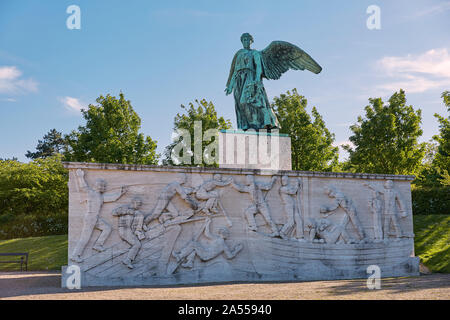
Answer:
[0,272,449,300]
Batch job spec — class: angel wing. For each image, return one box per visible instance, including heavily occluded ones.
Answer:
[260,41,322,80]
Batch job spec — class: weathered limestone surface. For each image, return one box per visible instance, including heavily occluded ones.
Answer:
[62,162,419,287]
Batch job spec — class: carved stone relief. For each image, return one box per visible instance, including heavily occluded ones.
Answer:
[70,169,127,263]
[231,174,279,237]
[111,197,146,268]
[364,180,411,240]
[320,186,367,243]
[64,164,418,287]
[194,173,233,226]
[279,175,305,241]
[307,218,354,244]
[168,218,243,274]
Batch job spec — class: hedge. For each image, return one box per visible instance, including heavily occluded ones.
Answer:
[0,156,68,239]
[0,211,68,240]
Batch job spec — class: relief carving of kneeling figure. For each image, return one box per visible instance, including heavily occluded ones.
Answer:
[307,218,355,244]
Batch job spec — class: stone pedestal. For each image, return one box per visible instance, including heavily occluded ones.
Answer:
[62,162,419,288]
[218,130,291,171]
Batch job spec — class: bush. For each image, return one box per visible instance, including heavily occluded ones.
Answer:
[0,212,68,240]
[412,186,450,215]
[0,155,68,239]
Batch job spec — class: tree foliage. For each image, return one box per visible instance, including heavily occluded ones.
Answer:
[414,140,442,188]
[64,93,159,165]
[0,156,68,239]
[433,91,450,182]
[163,99,232,166]
[343,90,425,175]
[412,187,450,215]
[26,129,66,159]
[0,155,68,216]
[272,89,339,171]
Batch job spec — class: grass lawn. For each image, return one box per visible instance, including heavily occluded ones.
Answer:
[414,215,450,273]
[0,234,67,271]
[0,215,448,272]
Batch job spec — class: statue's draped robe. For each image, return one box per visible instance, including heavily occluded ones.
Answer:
[227,49,280,130]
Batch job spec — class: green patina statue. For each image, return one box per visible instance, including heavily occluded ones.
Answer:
[225,33,322,131]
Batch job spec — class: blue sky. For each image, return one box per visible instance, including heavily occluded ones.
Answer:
[1,0,449,162]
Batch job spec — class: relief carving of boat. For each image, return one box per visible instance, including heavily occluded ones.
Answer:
[246,229,417,279]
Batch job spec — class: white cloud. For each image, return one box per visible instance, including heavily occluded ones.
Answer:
[0,66,38,94]
[333,140,354,161]
[60,96,85,113]
[410,1,450,18]
[375,48,450,94]
[379,49,450,78]
[333,140,355,149]
[0,66,21,79]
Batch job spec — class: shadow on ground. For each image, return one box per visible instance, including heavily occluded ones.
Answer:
[0,272,449,299]
[326,274,450,296]
[0,272,121,298]
[0,272,255,298]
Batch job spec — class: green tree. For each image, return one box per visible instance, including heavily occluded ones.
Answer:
[440,171,450,186]
[64,93,159,165]
[273,89,339,171]
[163,99,232,166]
[0,155,68,216]
[343,90,425,175]
[26,129,66,159]
[412,92,450,215]
[0,155,68,239]
[414,140,442,188]
[433,91,450,184]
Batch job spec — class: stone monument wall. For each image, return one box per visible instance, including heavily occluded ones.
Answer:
[62,162,419,287]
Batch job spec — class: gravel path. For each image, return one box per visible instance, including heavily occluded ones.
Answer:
[0,272,449,300]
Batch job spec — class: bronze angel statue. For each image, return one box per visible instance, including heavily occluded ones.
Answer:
[225,33,322,130]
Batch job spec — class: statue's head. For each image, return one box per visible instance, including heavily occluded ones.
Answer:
[131,197,143,210]
[384,180,394,189]
[324,186,337,198]
[94,179,107,193]
[240,33,254,49]
[246,174,255,185]
[177,173,187,185]
[281,175,290,186]
[213,173,222,182]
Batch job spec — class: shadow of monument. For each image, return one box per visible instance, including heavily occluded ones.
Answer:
[0,271,258,298]
[1,272,449,299]
[326,274,450,296]
[0,272,121,299]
